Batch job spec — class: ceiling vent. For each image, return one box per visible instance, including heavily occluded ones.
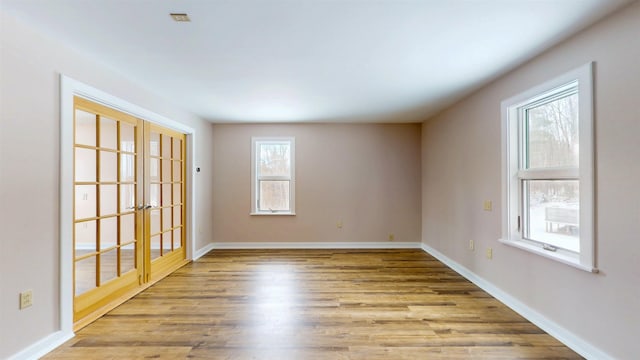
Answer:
[170,13,191,22]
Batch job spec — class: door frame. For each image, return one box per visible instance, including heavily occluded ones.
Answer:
[59,75,196,336]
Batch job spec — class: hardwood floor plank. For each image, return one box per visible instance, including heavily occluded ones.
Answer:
[44,249,582,359]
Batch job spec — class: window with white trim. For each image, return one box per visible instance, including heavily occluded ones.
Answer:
[251,137,295,215]
[501,63,596,272]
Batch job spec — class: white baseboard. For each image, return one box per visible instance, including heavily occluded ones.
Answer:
[8,330,74,360]
[420,243,612,360]
[193,242,216,260]
[211,241,422,249]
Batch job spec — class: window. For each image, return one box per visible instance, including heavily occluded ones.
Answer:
[500,63,595,272]
[251,137,295,215]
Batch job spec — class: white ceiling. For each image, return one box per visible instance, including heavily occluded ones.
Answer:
[0,0,632,123]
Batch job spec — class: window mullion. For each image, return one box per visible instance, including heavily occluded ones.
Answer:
[517,167,579,180]
[258,175,291,181]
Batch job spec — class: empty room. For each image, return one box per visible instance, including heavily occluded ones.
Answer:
[1,0,639,359]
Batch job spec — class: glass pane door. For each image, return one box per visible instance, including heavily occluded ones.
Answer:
[145,124,186,282]
[72,97,187,328]
[73,97,144,324]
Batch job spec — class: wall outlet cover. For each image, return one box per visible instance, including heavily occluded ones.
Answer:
[20,290,33,309]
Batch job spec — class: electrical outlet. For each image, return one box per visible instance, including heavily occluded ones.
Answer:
[388,234,395,241]
[483,200,492,211]
[20,290,33,309]
[486,248,493,259]
[469,240,475,251]
[337,221,343,229]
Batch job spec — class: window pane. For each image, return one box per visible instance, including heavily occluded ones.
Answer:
[173,228,182,250]
[162,207,172,230]
[258,143,290,177]
[150,235,161,260]
[173,205,182,227]
[75,185,96,220]
[120,154,135,182]
[259,180,290,211]
[75,110,96,147]
[173,160,182,181]
[150,158,160,182]
[99,249,118,285]
[75,148,96,182]
[150,210,161,234]
[99,184,117,216]
[524,180,579,252]
[75,256,97,295]
[99,217,117,250]
[150,184,160,207]
[120,184,135,212]
[162,159,172,182]
[526,93,579,169]
[162,232,172,253]
[120,243,136,275]
[162,184,172,206]
[121,214,135,243]
[162,134,172,159]
[75,220,96,253]
[120,122,135,153]
[173,138,182,159]
[99,117,117,150]
[150,132,160,156]
[173,183,182,204]
[99,151,117,182]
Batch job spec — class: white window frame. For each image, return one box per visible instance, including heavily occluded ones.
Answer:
[251,137,296,215]
[500,62,596,272]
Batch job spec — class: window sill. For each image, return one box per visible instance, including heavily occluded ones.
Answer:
[498,238,598,273]
[250,212,296,216]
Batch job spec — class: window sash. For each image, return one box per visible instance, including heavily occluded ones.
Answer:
[518,179,579,247]
[257,180,291,212]
[256,141,291,178]
[516,84,580,251]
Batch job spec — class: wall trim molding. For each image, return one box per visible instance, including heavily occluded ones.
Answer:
[420,243,613,360]
[193,243,216,260]
[8,331,74,360]
[210,242,422,249]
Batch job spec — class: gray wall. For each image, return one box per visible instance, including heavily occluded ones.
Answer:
[211,123,422,245]
[421,3,640,359]
[0,11,215,358]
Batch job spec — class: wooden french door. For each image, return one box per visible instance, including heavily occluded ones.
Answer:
[72,97,187,328]
[145,124,187,283]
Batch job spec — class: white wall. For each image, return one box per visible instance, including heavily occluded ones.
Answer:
[421,3,640,359]
[211,123,422,245]
[0,11,215,358]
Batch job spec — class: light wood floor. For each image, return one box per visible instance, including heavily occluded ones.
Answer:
[45,249,582,359]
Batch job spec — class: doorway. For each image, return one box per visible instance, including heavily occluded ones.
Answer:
[72,96,188,328]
